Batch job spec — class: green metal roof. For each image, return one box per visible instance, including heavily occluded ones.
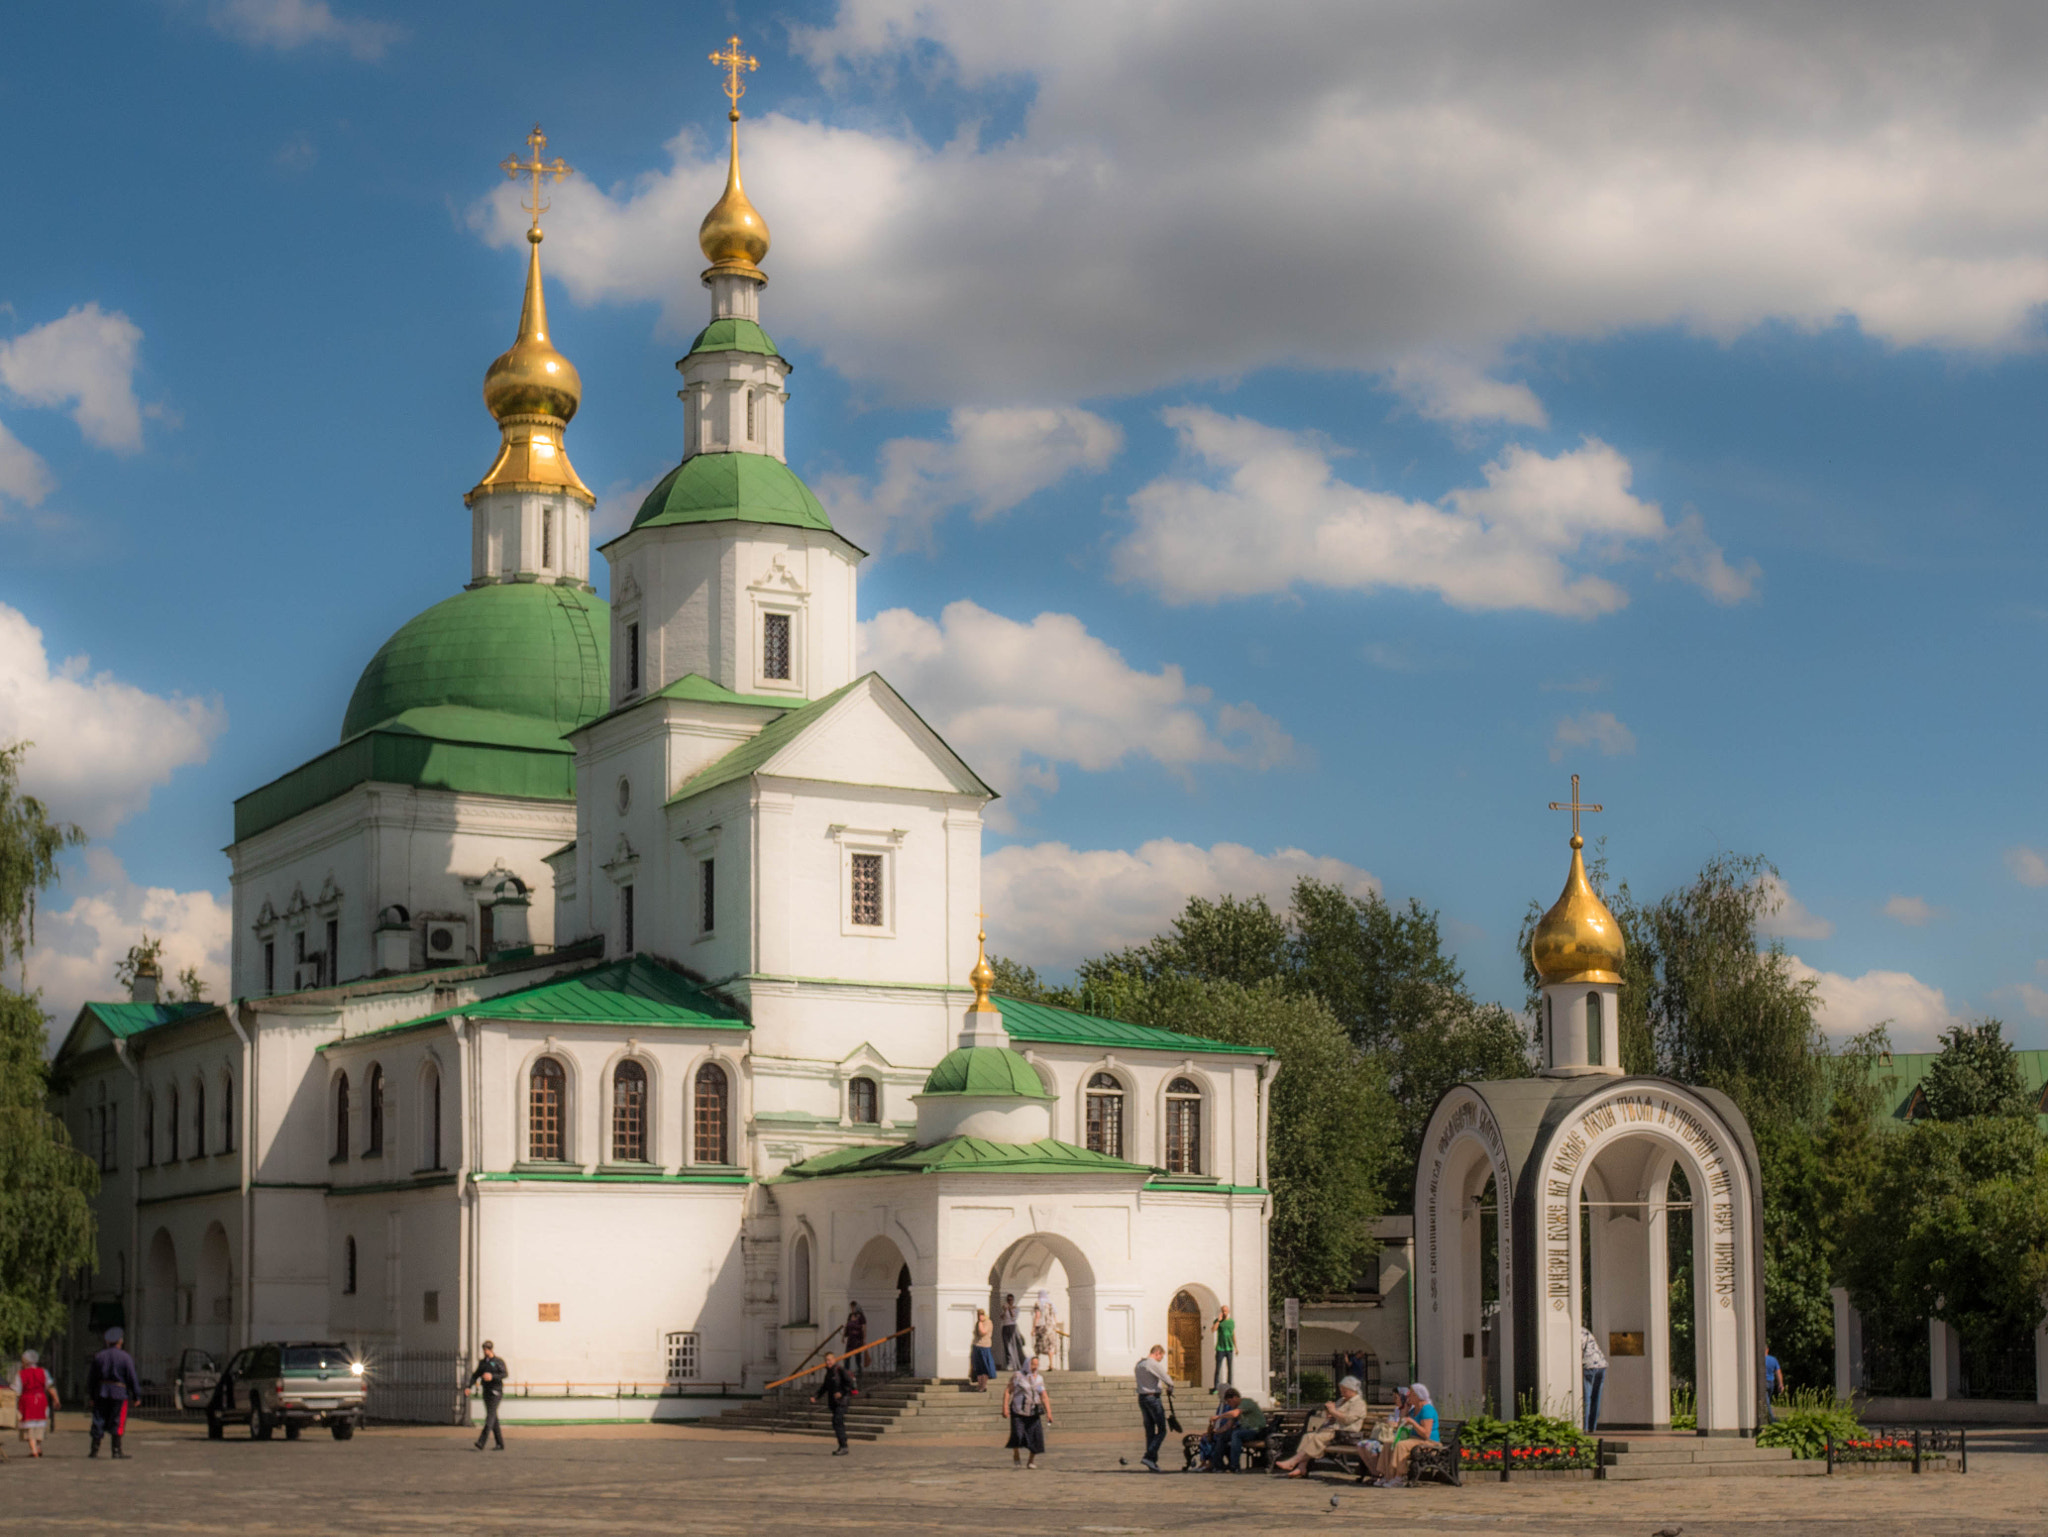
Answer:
[342,582,610,743]
[628,452,835,536]
[572,672,801,738]
[995,995,1276,1058]
[1866,1049,2048,1129]
[686,317,783,360]
[76,1000,217,1041]
[667,677,864,804]
[340,956,747,1044]
[920,1046,1053,1099]
[775,1135,1157,1182]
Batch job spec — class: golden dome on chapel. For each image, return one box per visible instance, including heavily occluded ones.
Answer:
[481,230,583,426]
[1531,834,1625,986]
[698,111,772,274]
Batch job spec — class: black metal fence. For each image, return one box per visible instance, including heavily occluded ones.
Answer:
[1958,1340,2037,1401]
[1861,1326,1930,1399]
[364,1349,467,1426]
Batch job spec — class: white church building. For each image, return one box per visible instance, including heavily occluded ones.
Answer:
[53,102,1273,1416]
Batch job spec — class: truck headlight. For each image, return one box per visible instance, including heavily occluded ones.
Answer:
[350,1361,365,1376]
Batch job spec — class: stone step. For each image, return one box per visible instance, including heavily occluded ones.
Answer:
[1602,1445,1795,1465]
[1603,1458,1825,1480]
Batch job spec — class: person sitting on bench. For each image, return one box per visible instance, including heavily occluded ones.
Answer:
[1272,1377,1367,1478]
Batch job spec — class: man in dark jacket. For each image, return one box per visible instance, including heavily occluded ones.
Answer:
[467,1341,509,1451]
[87,1327,142,1459]
[842,1302,867,1381]
[811,1351,857,1455]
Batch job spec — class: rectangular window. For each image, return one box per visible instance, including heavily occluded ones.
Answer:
[849,852,884,927]
[621,884,636,953]
[666,1330,701,1382]
[325,918,339,986]
[745,390,756,441]
[542,507,554,569]
[699,858,716,934]
[423,1291,440,1324]
[762,612,791,681]
[263,941,275,994]
[627,622,641,691]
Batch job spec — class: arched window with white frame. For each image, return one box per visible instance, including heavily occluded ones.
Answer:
[693,1062,730,1165]
[790,1232,813,1325]
[1165,1077,1203,1176]
[366,1064,385,1155]
[420,1061,443,1170]
[332,1073,349,1162]
[529,1057,567,1162]
[613,1060,649,1163]
[1085,1072,1126,1159]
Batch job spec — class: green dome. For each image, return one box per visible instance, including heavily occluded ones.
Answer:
[920,1047,1053,1100]
[630,452,834,536]
[686,317,783,360]
[342,583,611,743]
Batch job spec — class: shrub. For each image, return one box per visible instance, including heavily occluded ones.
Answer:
[1297,1369,1333,1406]
[1755,1391,1864,1459]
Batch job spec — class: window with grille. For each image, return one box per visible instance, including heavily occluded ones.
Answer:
[1165,1078,1202,1175]
[746,390,756,441]
[332,1074,348,1161]
[699,858,716,933]
[763,612,791,681]
[666,1330,701,1382]
[530,1057,566,1161]
[613,1060,648,1163]
[366,1065,384,1155]
[694,1063,729,1164]
[849,1076,878,1125]
[1085,1072,1125,1159]
[850,852,884,927]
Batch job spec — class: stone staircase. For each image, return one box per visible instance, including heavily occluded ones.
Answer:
[1598,1436,1824,1479]
[702,1372,1158,1442]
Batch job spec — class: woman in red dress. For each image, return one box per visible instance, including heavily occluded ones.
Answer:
[14,1349,57,1458]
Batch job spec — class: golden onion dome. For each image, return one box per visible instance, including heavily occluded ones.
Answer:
[1531,834,1625,986]
[699,110,771,274]
[968,924,999,1014]
[482,229,582,424]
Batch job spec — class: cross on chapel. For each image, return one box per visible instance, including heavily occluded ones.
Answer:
[501,124,572,235]
[710,35,759,112]
[1548,773,1603,841]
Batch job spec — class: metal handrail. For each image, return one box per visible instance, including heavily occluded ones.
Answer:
[762,1326,914,1392]
[777,1325,846,1388]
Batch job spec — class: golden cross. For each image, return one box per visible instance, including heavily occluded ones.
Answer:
[710,34,759,112]
[500,123,573,235]
[1547,773,1603,840]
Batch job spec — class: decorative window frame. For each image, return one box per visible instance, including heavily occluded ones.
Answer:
[601,1042,660,1167]
[517,1041,579,1167]
[416,1055,446,1172]
[1156,1062,1216,1179]
[829,825,905,938]
[683,1045,746,1168]
[1078,1057,1131,1155]
[681,825,722,943]
[748,554,808,696]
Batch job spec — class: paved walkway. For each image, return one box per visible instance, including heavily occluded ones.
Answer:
[4,1418,2043,1535]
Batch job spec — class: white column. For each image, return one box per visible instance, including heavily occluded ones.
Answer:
[1831,1287,1857,1398]
[1929,1317,1952,1399]
[2035,1313,2048,1406]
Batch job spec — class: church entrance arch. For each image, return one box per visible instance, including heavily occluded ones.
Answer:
[848,1235,910,1372]
[144,1228,180,1384]
[988,1231,1097,1372]
[1166,1290,1203,1386]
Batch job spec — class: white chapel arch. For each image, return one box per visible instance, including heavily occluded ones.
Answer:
[1417,1087,1516,1414]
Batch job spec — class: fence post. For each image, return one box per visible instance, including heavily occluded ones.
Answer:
[1912,1428,1922,1475]
[1959,1427,1967,1475]
[1500,1432,1511,1483]
[1824,1432,1833,1475]
[1595,1436,1605,1481]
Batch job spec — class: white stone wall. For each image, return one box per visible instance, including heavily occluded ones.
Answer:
[468,486,593,588]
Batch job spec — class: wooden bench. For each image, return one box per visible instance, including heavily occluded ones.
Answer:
[1179,1408,1313,1471]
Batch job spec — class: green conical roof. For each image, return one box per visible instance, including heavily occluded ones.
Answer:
[686,317,783,360]
[342,583,610,742]
[629,452,834,536]
[920,1046,1052,1100]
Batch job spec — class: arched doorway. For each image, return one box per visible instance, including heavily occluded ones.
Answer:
[848,1235,910,1372]
[895,1265,913,1337]
[144,1228,180,1384]
[198,1223,233,1356]
[1167,1291,1203,1386]
[987,1231,1099,1372]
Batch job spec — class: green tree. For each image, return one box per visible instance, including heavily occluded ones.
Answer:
[1922,1019,2033,1122]
[0,741,98,1354]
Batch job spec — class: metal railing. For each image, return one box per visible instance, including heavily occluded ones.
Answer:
[764,1325,916,1393]
[365,1349,467,1426]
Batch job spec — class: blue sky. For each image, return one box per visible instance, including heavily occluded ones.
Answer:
[6,0,2048,1045]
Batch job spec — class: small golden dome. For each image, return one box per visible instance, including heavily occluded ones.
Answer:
[968,923,999,1014]
[699,111,771,274]
[482,230,582,424]
[1531,834,1625,986]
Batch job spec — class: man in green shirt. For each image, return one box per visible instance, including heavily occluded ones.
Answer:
[1211,1306,1237,1387]
[1197,1387,1265,1472]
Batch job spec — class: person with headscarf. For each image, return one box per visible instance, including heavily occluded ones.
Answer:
[1003,1353,1053,1469]
[1361,1382,1439,1484]
[13,1349,57,1457]
[1271,1375,1368,1477]
[87,1327,141,1459]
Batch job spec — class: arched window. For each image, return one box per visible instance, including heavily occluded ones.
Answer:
[1165,1078,1203,1175]
[1585,991,1603,1067]
[193,1079,206,1158]
[422,1062,442,1170]
[693,1063,729,1165]
[848,1076,878,1126]
[529,1057,566,1162]
[169,1085,182,1162]
[220,1071,235,1153]
[343,1235,357,1295]
[333,1073,350,1160]
[366,1065,385,1155]
[613,1060,649,1163]
[1086,1072,1126,1159]
[1544,996,1554,1069]
[790,1233,812,1325]
[142,1091,156,1168]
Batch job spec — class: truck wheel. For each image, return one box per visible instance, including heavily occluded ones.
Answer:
[250,1399,272,1441]
[285,1422,302,1441]
[208,1415,224,1441]
[331,1422,355,1441]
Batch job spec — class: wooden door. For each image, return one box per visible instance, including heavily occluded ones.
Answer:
[1167,1291,1202,1385]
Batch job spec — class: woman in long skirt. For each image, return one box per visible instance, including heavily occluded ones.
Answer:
[13,1349,57,1458]
[1003,1354,1053,1469]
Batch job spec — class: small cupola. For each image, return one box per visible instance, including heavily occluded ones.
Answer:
[912,923,1054,1143]
[1531,776,1626,1076]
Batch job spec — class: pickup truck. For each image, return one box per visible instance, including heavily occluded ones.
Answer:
[203,1341,366,1441]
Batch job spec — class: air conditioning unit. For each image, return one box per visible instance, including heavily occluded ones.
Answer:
[424,920,468,965]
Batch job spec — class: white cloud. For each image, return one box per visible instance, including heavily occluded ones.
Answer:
[1389,353,1548,428]
[1663,511,1760,604]
[1787,953,1961,1050]
[0,419,54,510]
[592,473,660,545]
[1110,408,1742,613]
[2008,846,2048,887]
[1755,875,1834,940]
[858,599,1293,813]
[0,305,145,453]
[816,405,1122,549]
[204,0,400,60]
[502,7,2048,408]
[1549,710,1637,763]
[982,838,1378,971]
[0,603,225,838]
[1883,894,1939,927]
[25,850,230,1033]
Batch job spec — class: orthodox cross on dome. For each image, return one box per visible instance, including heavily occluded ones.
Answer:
[501,124,573,237]
[1547,773,1603,842]
[710,34,759,115]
